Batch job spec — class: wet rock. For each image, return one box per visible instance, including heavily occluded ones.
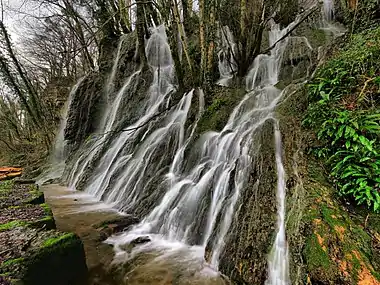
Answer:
[94,215,139,241]
[130,236,151,245]
[41,178,60,185]
[14,179,36,185]
[0,228,87,285]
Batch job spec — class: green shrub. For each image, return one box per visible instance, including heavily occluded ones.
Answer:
[304,27,380,211]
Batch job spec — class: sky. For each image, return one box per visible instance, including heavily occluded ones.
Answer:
[2,0,45,44]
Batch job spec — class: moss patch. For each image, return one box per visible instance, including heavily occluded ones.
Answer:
[0,181,13,193]
[304,234,331,271]
[196,86,245,134]
[22,232,87,285]
[278,82,380,284]
[301,167,380,284]
[0,228,87,285]
[0,220,27,232]
[42,233,76,247]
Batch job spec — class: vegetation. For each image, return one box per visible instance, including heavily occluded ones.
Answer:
[304,27,380,211]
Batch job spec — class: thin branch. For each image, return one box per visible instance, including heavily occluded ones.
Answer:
[261,4,319,55]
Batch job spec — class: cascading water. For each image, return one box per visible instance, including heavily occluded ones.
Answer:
[62,7,319,283]
[217,26,237,87]
[265,121,290,285]
[321,0,345,36]
[70,20,297,278]
[322,0,334,21]
[37,77,85,185]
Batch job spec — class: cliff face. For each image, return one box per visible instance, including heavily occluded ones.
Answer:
[58,1,380,284]
[278,87,380,285]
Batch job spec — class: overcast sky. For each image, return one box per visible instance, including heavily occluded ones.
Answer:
[2,0,45,43]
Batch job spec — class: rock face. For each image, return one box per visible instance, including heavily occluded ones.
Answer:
[58,11,380,285]
[64,72,105,150]
[218,121,277,284]
[64,32,139,152]
[0,180,88,285]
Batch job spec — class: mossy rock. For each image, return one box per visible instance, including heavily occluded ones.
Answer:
[196,86,245,134]
[1,230,87,285]
[22,233,87,285]
[277,86,380,284]
[302,180,380,284]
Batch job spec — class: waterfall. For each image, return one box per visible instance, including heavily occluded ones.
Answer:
[75,20,295,277]
[37,77,85,185]
[265,121,290,285]
[62,9,317,282]
[323,0,334,21]
[321,0,345,36]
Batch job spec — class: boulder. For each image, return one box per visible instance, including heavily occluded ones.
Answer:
[94,215,140,241]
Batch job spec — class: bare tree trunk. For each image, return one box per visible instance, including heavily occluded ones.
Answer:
[136,0,147,66]
[172,0,193,75]
[199,0,207,84]
[0,21,44,124]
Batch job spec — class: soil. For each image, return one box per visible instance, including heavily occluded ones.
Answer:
[0,227,59,264]
[0,184,41,208]
[0,205,46,225]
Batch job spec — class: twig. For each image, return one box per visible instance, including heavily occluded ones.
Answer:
[364,213,369,229]
[358,77,374,103]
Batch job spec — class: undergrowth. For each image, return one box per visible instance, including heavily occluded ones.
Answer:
[304,27,380,211]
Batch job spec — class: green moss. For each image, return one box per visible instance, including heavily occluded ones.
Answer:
[0,180,14,192]
[310,28,327,47]
[22,232,87,285]
[0,220,26,232]
[8,206,21,209]
[352,227,372,256]
[1,258,24,267]
[40,203,52,216]
[28,184,39,192]
[28,216,55,230]
[321,206,344,228]
[42,233,76,247]
[304,234,331,271]
[197,87,245,134]
[23,191,44,205]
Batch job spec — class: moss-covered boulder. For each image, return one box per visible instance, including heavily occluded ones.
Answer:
[0,228,87,285]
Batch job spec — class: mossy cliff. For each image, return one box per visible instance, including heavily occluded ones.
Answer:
[0,181,87,285]
[278,86,380,284]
